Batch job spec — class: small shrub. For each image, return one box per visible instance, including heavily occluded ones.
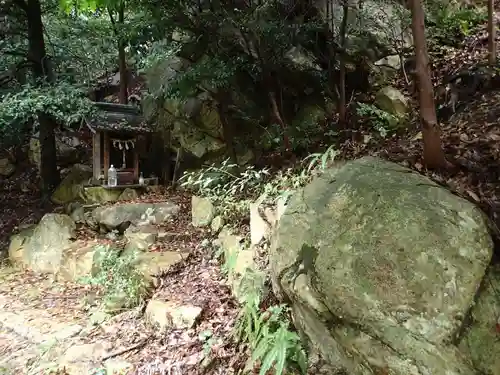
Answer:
[181,146,341,220]
[262,167,311,204]
[179,159,271,220]
[217,237,307,374]
[79,245,149,309]
[235,300,308,375]
[303,144,340,173]
[199,329,223,358]
[356,102,399,138]
[425,1,486,45]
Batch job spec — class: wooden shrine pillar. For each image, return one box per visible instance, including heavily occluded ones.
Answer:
[133,136,139,181]
[103,131,110,180]
[92,131,101,182]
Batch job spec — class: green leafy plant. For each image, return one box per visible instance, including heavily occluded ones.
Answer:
[179,159,271,220]
[262,167,310,205]
[261,145,339,204]
[199,329,223,358]
[0,82,95,130]
[181,145,342,221]
[356,102,399,138]
[227,255,306,375]
[212,219,307,374]
[79,245,149,309]
[235,301,307,375]
[303,144,339,173]
[425,1,486,44]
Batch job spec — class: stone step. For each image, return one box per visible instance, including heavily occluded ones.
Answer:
[0,293,131,375]
[0,294,83,345]
[0,328,39,373]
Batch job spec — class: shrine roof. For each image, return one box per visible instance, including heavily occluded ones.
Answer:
[86,102,152,133]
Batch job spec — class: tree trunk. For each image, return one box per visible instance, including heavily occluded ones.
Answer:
[410,0,448,169]
[217,92,237,163]
[26,0,59,195]
[268,90,290,151]
[337,0,349,125]
[108,3,128,104]
[488,0,496,65]
[118,3,128,104]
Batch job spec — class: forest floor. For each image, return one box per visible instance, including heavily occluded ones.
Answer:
[342,89,500,234]
[0,191,245,375]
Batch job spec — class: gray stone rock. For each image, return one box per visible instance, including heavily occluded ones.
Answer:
[145,299,202,330]
[216,228,264,303]
[458,264,500,375]
[92,201,180,231]
[375,86,409,118]
[51,164,92,205]
[374,55,402,70]
[250,194,271,245]
[60,342,112,374]
[81,186,122,204]
[191,196,215,227]
[8,214,77,273]
[66,202,85,224]
[57,240,111,282]
[210,216,224,234]
[133,251,189,283]
[0,158,15,177]
[123,224,158,255]
[270,156,493,375]
[118,187,139,201]
[315,0,412,60]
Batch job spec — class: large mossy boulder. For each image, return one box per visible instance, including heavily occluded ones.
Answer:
[51,164,92,205]
[270,156,494,375]
[315,0,412,60]
[458,264,500,375]
[9,214,77,273]
[144,56,252,164]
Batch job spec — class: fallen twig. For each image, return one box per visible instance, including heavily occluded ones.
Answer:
[101,337,150,361]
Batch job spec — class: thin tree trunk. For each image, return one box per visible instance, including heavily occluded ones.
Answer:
[217,92,237,163]
[268,90,290,151]
[410,0,448,169]
[26,0,59,195]
[488,0,496,65]
[109,4,128,104]
[118,3,128,104]
[337,0,349,125]
[238,29,290,152]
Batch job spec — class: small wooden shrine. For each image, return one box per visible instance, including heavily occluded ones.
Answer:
[85,102,152,187]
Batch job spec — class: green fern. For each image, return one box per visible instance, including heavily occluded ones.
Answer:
[237,303,308,375]
[303,144,339,173]
[251,322,306,375]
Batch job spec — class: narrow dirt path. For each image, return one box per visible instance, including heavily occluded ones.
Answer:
[0,267,105,374]
[0,209,244,375]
